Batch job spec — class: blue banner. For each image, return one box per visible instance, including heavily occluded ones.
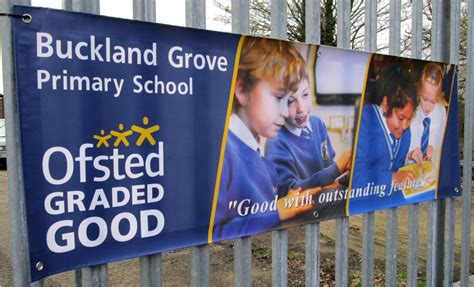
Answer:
[12,6,461,281]
[14,6,239,280]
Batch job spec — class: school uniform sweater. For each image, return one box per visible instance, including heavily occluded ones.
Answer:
[349,104,433,214]
[265,116,340,197]
[213,131,280,242]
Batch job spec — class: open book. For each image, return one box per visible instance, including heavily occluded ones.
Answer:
[398,161,437,198]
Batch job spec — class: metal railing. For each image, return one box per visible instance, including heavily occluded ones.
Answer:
[1,0,472,286]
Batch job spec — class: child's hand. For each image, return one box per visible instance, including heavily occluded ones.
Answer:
[424,145,434,161]
[336,150,352,172]
[392,170,415,185]
[408,148,423,164]
[277,187,321,221]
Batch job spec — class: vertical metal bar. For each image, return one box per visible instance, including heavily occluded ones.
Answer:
[139,255,162,287]
[82,1,99,14]
[385,1,401,286]
[335,2,350,287]
[362,214,375,287]
[432,0,441,61]
[234,237,252,287]
[461,1,474,285]
[428,1,450,285]
[407,2,423,286]
[443,2,460,286]
[364,0,377,52]
[305,0,320,44]
[411,0,422,59]
[73,270,82,287]
[64,1,106,285]
[81,265,109,287]
[270,2,288,286]
[63,0,100,13]
[230,47,252,287]
[184,1,209,285]
[185,0,205,29]
[385,208,398,287]
[335,218,349,287]
[62,0,72,10]
[407,204,419,287]
[336,0,350,49]
[362,3,377,285]
[2,0,36,286]
[426,200,439,287]
[232,0,249,35]
[388,0,401,56]
[270,0,287,40]
[231,2,251,285]
[132,2,161,286]
[305,223,320,287]
[443,198,455,286]
[450,0,460,65]
[431,0,450,62]
[272,230,288,287]
[191,245,209,287]
[304,2,321,286]
[133,0,156,22]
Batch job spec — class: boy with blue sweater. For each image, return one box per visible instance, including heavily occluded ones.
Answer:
[213,37,321,241]
[265,78,352,196]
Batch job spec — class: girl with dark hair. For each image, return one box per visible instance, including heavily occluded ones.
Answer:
[350,63,420,214]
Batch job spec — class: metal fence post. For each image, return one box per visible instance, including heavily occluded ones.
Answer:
[335,1,350,286]
[185,0,205,29]
[131,1,163,286]
[362,1,377,286]
[304,2,321,286]
[270,0,287,40]
[63,0,108,285]
[133,0,155,22]
[184,0,209,286]
[407,1,423,286]
[426,1,450,286]
[231,1,252,286]
[270,1,288,286]
[444,1,461,286]
[232,0,249,35]
[2,0,32,285]
[272,230,288,287]
[305,0,320,44]
[461,1,474,286]
[304,222,320,287]
[385,1,401,286]
[191,245,210,287]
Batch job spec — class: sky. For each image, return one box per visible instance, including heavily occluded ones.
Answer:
[0,0,231,93]
[29,0,230,31]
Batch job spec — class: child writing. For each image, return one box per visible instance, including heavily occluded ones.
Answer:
[407,63,447,165]
[350,63,418,213]
[265,73,352,196]
[213,37,320,241]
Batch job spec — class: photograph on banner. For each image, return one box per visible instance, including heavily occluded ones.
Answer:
[211,39,369,242]
[348,54,457,215]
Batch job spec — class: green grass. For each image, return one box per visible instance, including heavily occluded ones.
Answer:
[252,248,272,260]
[397,271,408,280]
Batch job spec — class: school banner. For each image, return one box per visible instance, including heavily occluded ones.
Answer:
[12,6,461,281]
